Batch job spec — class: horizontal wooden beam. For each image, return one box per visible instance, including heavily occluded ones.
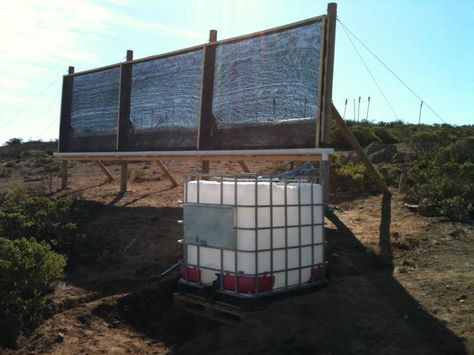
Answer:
[70,15,325,78]
[54,148,333,162]
[56,155,325,162]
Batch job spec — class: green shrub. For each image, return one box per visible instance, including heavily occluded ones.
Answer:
[330,159,379,194]
[434,136,474,164]
[410,130,448,157]
[4,138,23,146]
[0,237,66,346]
[0,188,121,266]
[0,164,11,178]
[0,194,84,256]
[373,127,399,144]
[329,124,350,150]
[350,126,382,147]
[75,223,123,267]
[330,124,382,150]
[377,163,402,187]
[440,196,473,222]
[404,159,474,222]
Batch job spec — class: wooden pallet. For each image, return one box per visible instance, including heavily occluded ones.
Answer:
[173,292,247,325]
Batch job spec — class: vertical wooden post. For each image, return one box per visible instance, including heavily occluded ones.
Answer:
[321,3,337,144]
[202,160,210,175]
[59,66,74,189]
[198,29,218,174]
[118,50,133,193]
[120,161,128,193]
[332,103,392,254]
[61,160,68,190]
[321,153,330,205]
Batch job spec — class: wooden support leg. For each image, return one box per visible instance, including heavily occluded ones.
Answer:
[321,154,330,205]
[156,161,178,187]
[202,161,210,174]
[380,192,392,255]
[95,160,114,181]
[398,169,407,191]
[238,161,250,173]
[120,161,128,194]
[61,160,68,189]
[331,103,392,256]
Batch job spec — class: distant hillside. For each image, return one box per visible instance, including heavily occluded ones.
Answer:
[0,139,57,160]
[330,120,474,150]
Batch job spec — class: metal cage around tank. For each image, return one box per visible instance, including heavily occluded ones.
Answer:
[178,167,328,298]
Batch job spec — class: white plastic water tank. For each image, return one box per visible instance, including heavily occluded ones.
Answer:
[184,180,324,289]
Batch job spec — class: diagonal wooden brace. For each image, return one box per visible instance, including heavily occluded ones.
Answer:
[238,161,250,173]
[95,160,114,182]
[156,161,178,187]
[331,104,391,196]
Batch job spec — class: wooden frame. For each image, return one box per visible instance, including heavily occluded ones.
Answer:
[55,4,339,193]
[58,11,332,155]
[55,148,333,197]
[54,2,393,264]
[320,3,337,144]
[66,15,326,79]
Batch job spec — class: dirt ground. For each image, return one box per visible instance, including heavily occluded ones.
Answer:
[1,160,473,354]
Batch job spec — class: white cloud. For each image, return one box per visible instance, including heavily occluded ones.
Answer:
[0,0,205,143]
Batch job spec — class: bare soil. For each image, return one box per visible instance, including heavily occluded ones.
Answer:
[1,159,473,354]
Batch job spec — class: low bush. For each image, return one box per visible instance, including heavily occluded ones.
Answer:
[349,126,382,147]
[372,127,399,144]
[377,163,402,187]
[410,130,447,157]
[0,192,85,256]
[0,237,66,346]
[0,164,11,178]
[0,187,120,266]
[434,136,474,165]
[330,155,379,194]
[404,138,474,222]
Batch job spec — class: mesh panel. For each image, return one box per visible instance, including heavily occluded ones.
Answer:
[69,68,120,151]
[61,20,324,153]
[211,21,321,149]
[129,50,203,150]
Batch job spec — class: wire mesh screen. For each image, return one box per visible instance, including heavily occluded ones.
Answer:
[59,17,326,153]
[69,68,120,152]
[128,50,203,150]
[210,21,322,149]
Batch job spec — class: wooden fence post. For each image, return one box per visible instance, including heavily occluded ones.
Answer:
[331,103,392,253]
[118,50,133,193]
[59,66,74,189]
[198,29,218,174]
[320,3,337,144]
[61,160,68,190]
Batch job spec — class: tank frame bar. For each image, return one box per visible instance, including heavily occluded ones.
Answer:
[181,172,328,298]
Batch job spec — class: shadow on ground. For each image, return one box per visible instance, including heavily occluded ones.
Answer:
[64,193,466,354]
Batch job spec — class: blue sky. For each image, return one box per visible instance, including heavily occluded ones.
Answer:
[0,0,472,145]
